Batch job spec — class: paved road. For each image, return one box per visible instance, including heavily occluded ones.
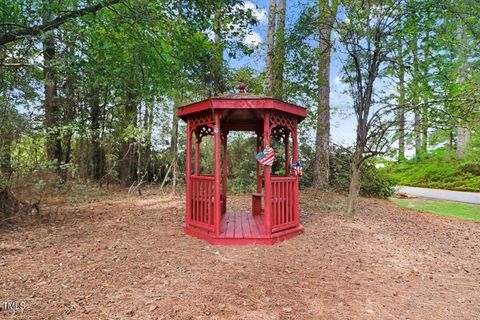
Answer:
[396,186,480,205]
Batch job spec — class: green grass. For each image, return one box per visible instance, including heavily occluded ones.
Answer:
[391,198,480,222]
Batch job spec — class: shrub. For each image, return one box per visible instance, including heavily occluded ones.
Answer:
[329,146,395,198]
[387,147,480,192]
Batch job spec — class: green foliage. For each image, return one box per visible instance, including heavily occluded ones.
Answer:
[67,183,108,204]
[329,146,395,198]
[0,0,258,189]
[1,0,478,211]
[226,133,257,194]
[226,67,265,95]
[388,148,480,192]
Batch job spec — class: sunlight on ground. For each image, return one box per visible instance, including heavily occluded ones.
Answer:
[391,198,480,222]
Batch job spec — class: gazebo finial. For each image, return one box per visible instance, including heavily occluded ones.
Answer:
[239,82,245,93]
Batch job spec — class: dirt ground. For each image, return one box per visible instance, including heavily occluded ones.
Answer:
[1,189,479,319]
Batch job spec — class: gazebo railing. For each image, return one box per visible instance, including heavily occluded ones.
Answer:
[189,175,215,231]
[271,176,298,232]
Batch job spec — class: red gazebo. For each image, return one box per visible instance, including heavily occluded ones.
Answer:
[178,86,307,245]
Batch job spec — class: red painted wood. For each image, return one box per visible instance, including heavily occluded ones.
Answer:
[251,193,262,215]
[189,175,215,231]
[252,214,266,235]
[293,125,300,226]
[180,96,305,245]
[221,131,228,214]
[213,111,221,236]
[178,98,307,120]
[263,110,272,236]
[242,213,252,238]
[246,213,260,237]
[194,140,200,175]
[232,212,241,238]
[184,220,303,245]
[271,176,297,233]
[225,212,234,238]
[285,130,290,176]
[225,121,263,132]
[193,179,197,222]
[178,99,211,117]
[185,120,192,227]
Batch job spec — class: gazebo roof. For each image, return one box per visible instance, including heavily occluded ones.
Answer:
[178,92,307,122]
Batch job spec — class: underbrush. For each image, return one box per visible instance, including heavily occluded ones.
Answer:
[329,146,395,198]
[227,145,396,199]
[0,170,132,224]
[387,149,480,192]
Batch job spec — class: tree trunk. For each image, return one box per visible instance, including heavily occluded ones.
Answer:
[0,103,12,177]
[212,14,225,96]
[0,145,12,177]
[397,41,406,161]
[143,99,154,181]
[346,56,374,215]
[90,89,104,180]
[273,0,286,99]
[457,126,470,159]
[313,0,337,188]
[171,101,180,193]
[121,91,137,187]
[421,116,428,154]
[77,137,88,182]
[414,110,422,157]
[455,20,470,159]
[412,39,422,158]
[347,96,369,216]
[266,0,276,96]
[449,131,454,152]
[62,41,76,181]
[346,145,362,216]
[43,28,62,168]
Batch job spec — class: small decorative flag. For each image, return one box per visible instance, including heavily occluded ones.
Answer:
[256,145,275,166]
[291,161,304,176]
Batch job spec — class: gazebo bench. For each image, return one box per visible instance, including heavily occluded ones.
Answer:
[252,193,263,215]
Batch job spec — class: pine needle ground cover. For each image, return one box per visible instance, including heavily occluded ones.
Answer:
[2,190,480,319]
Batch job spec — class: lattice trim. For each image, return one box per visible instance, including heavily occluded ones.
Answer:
[188,112,214,134]
[195,125,213,142]
[270,111,296,140]
[270,111,296,132]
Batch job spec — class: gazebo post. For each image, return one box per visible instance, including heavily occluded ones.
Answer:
[185,120,192,227]
[293,123,300,225]
[285,130,290,176]
[263,110,272,236]
[256,130,261,193]
[221,128,228,214]
[194,133,200,175]
[213,110,222,236]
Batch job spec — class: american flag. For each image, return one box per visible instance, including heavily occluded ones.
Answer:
[291,161,304,176]
[257,145,275,166]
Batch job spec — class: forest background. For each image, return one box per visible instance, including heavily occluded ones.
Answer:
[1,0,479,218]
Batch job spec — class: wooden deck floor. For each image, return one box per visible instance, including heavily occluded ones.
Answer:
[184,211,304,245]
[219,211,267,239]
